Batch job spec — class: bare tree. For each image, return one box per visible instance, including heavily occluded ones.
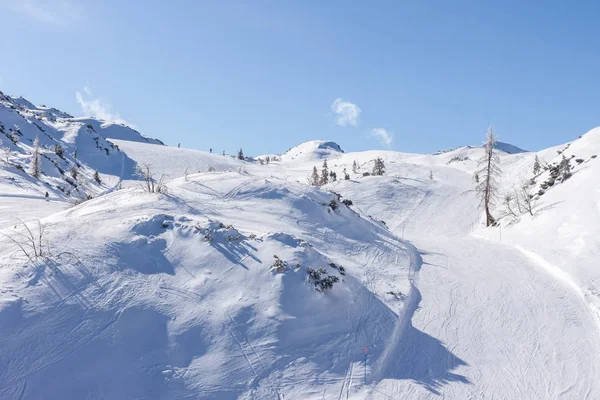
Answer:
[1,219,48,260]
[518,183,537,216]
[474,126,501,227]
[31,136,41,178]
[138,164,168,193]
[502,193,519,221]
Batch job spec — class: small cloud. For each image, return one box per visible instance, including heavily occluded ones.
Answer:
[370,128,393,146]
[2,0,83,26]
[331,98,360,127]
[76,90,136,128]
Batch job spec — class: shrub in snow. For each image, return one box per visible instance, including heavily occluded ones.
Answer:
[306,267,339,292]
[362,172,371,177]
[54,144,64,159]
[71,167,78,180]
[329,198,338,211]
[93,171,101,183]
[342,199,353,207]
[0,219,48,260]
[138,164,168,194]
[271,255,288,273]
[576,158,584,164]
[328,262,345,275]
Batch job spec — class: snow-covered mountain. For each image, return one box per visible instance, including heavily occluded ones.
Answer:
[0,91,163,205]
[1,90,600,399]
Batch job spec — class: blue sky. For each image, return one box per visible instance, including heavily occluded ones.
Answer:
[1,1,599,155]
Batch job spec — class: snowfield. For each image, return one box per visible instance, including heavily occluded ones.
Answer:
[1,92,600,399]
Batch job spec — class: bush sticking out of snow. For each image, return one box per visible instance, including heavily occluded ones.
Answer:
[306,266,339,292]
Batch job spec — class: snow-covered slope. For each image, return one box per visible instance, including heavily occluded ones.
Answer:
[0,173,413,399]
[2,88,600,399]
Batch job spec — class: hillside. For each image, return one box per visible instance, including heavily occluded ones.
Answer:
[0,173,414,399]
[1,90,600,399]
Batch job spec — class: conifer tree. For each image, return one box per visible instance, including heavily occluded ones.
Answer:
[372,157,385,176]
[320,159,329,185]
[533,155,541,175]
[474,126,501,227]
[31,136,41,178]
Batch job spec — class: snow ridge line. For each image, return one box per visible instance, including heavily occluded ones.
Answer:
[515,245,600,330]
[372,240,422,381]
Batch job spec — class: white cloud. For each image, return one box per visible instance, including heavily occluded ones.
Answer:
[76,90,136,128]
[370,128,393,146]
[2,0,83,26]
[331,98,360,127]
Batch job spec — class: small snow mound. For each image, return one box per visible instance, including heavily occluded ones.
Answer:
[282,140,344,162]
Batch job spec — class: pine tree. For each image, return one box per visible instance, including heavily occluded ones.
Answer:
[352,160,358,173]
[474,126,501,227]
[372,157,385,176]
[237,148,244,160]
[343,168,350,180]
[54,144,64,158]
[330,171,337,182]
[94,170,101,183]
[320,159,329,185]
[559,155,572,181]
[533,155,541,175]
[309,166,320,186]
[31,136,41,178]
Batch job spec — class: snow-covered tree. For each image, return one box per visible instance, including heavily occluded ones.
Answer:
[343,168,350,180]
[308,166,320,186]
[0,139,10,165]
[474,126,501,227]
[320,159,329,185]
[31,136,41,178]
[533,155,541,175]
[559,155,572,181]
[372,157,385,176]
[329,171,337,182]
[352,160,358,173]
[54,144,64,158]
[237,148,244,160]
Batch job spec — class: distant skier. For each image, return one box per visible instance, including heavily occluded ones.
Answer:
[210,148,212,153]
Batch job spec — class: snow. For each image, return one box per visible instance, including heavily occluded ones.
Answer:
[2,90,600,399]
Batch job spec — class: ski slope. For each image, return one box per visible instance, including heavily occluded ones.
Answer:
[1,89,600,399]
